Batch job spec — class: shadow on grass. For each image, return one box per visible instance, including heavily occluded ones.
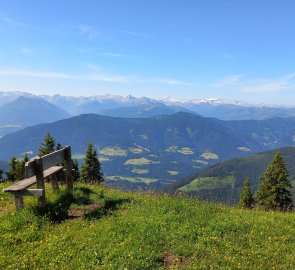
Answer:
[84,198,131,220]
[31,187,130,223]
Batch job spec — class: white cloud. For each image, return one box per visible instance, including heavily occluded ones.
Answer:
[124,30,149,38]
[20,48,32,56]
[0,69,76,79]
[151,78,195,86]
[0,66,195,86]
[212,75,241,88]
[0,13,26,27]
[77,25,100,40]
[241,73,295,93]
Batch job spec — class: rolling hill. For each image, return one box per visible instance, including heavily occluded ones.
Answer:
[0,96,71,136]
[169,147,295,204]
[1,112,295,190]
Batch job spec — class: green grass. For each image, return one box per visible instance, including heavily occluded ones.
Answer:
[1,182,295,269]
[201,151,219,160]
[99,147,128,157]
[124,157,152,166]
[106,175,158,184]
[178,176,235,192]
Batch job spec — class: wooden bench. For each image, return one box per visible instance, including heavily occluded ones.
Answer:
[3,146,73,210]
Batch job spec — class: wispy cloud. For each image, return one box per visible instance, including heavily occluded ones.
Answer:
[60,24,101,40]
[0,67,135,83]
[0,69,75,79]
[241,73,295,93]
[77,24,100,40]
[0,13,27,27]
[0,66,195,86]
[124,30,149,38]
[220,52,235,59]
[150,78,195,86]
[209,73,295,94]
[20,48,32,56]
[212,75,242,88]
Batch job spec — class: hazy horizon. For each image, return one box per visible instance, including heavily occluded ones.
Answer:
[1,1,295,105]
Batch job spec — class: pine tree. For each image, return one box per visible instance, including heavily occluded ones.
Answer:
[0,168,3,181]
[80,142,103,184]
[72,159,80,182]
[38,132,56,156]
[6,156,18,181]
[255,152,293,211]
[238,177,254,209]
[15,153,29,180]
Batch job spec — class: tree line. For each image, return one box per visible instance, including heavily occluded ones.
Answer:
[239,152,293,211]
[3,132,104,184]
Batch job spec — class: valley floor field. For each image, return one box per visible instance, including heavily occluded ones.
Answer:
[1,182,295,269]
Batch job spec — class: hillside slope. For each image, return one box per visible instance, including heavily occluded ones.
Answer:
[170,147,295,204]
[1,182,295,269]
[0,113,262,187]
[1,113,295,190]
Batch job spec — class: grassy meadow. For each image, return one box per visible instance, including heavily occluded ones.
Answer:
[1,182,295,269]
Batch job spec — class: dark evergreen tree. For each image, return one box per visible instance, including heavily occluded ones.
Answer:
[255,152,293,211]
[0,168,3,181]
[38,132,56,156]
[15,153,29,180]
[238,177,254,209]
[6,156,18,181]
[72,159,80,182]
[80,142,103,184]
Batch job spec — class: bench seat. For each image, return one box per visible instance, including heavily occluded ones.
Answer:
[3,166,63,193]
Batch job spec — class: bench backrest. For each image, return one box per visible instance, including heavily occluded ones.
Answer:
[25,146,71,178]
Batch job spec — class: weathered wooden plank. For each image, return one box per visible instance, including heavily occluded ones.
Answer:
[14,193,24,210]
[41,148,66,171]
[3,166,63,192]
[4,177,37,192]
[25,158,36,178]
[65,146,73,190]
[20,189,44,197]
[44,166,63,178]
[34,157,46,206]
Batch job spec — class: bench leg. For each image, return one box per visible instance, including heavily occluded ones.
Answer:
[14,193,24,210]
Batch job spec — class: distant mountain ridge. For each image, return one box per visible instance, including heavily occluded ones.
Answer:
[0,96,71,136]
[1,91,295,120]
[1,112,295,190]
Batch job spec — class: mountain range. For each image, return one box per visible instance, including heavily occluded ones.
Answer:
[1,112,295,190]
[0,97,71,137]
[169,147,295,204]
[2,91,295,121]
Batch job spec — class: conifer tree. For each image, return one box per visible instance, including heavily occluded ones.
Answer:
[255,152,293,211]
[6,156,18,181]
[0,168,3,181]
[72,159,80,182]
[38,132,56,156]
[80,142,103,184]
[238,177,254,209]
[15,153,29,180]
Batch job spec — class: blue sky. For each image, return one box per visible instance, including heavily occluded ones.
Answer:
[0,0,295,105]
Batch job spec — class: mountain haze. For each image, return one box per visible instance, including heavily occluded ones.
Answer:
[0,96,71,136]
[1,91,295,120]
